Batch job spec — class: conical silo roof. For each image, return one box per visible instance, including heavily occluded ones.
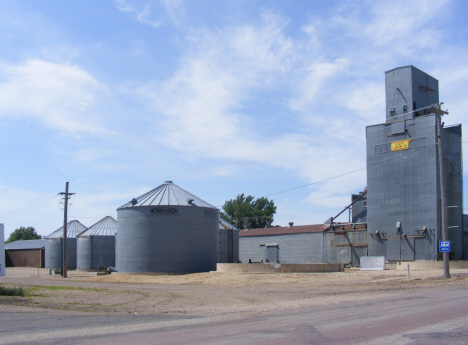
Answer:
[77,216,117,237]
[46,220,87,239]
[118,181,216,209]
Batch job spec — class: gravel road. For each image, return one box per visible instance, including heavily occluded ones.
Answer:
[1,267,468,344]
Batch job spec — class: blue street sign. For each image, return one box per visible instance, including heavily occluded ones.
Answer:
[439,241,451,252]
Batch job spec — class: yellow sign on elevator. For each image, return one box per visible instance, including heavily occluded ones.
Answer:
[391,139,412,151]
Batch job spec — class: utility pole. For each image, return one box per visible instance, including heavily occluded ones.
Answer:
[58,182,74,278]
[434,104,450,278]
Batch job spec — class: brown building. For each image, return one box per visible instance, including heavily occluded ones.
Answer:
[5,239,46,268]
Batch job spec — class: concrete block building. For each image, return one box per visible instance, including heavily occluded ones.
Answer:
[366,66,463,261]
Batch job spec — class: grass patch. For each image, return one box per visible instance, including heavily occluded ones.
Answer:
[29,285,110,293]
[0,285,24,296]
[67,301,107,307]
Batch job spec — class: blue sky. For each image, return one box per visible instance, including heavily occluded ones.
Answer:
[1,0,468,239]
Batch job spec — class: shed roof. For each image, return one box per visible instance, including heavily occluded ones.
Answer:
[118,181,216,209]
[78,216,117,237]
[45,220,87,239]
[5,239,46,250]
[219,217,239,231]
[239,223,367,237]
[240,224,330,237]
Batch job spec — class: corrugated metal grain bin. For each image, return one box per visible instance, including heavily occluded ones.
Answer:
[45,220,87,269]
[77,216,117,270]
[116,181,219,273]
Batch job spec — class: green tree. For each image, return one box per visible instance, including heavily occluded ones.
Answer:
[5,227,41,244]
[221,194,276,229]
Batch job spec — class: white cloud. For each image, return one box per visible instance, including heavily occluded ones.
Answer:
[115,0,162,28]
[0,59,112,136]
[341,82,385,121]
[126,10,370,211]
[289,58,349,113]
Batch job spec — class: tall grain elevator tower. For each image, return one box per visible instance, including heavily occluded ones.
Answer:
[366,66,463,261]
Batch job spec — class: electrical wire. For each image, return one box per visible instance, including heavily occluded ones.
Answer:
[0,198,61,221]
[0,195,59,219]
[71,103,450,198]
[264,167,367,198]
[2,104,462,219]
[217,142,443,208]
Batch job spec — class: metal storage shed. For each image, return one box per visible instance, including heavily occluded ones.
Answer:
[45,220,87,269]
[77,216,117,270]
[116,181,219,273]
[5,239,46,268]
[239,223,367,266]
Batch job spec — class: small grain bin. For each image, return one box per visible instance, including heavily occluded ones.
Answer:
[45,220,87,269]
[77,216,117,270]
[116,181,219,273]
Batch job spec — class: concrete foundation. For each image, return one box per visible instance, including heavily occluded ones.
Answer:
[395,260,468,270]
[216,263,343,273]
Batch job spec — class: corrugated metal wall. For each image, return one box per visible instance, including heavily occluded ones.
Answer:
[464,214,468,260]
[324,230,367,265]
[367,115,463,260]
[5,249,44,268]
[116,206,219,273]
[218,229,239,263]
[77,236,115,270]
[77,237,92,269]
[239,233,324,264]
[91,236,115,269]
[239,230,368,266]
[45,238,77,269]
[444,126,463,259]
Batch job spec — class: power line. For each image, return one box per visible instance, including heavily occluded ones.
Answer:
[1,104,461,220]
[0,197,60,221]
[264,167,366,197]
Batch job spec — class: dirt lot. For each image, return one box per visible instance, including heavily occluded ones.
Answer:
[1,267,468,318]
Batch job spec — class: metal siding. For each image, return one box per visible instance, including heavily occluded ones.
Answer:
[239,233,324,264]
[370,67,463,262]
[323,233,334,263]
[464,215,468,260]
[67,239,77,269]
[266,246,278,263]
[415,236,433,260]
[367,114,440,261]
[45,238,77,269]
[444,126,463,259]
[116,206,219,273]
[91,236,115,269]
[401,237,415,260]
[45,238,61,268]
[5,239,46,250]
[218,229,239,263]
[326,231,367,266]
[351,247,367,267]
[77,237,92,269]
[352,195,367,223]
[385,66,439,122]
[5,249,42,267]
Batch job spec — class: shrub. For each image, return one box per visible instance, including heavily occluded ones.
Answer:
[0,285,24,296]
